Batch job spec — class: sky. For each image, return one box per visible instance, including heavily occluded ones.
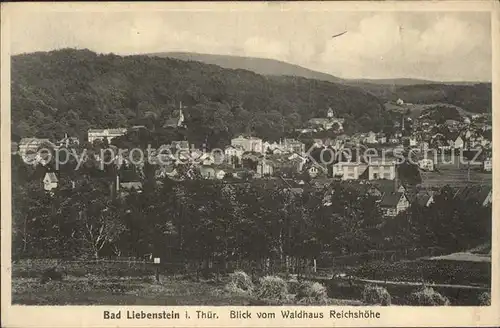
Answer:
[9,5,492,82]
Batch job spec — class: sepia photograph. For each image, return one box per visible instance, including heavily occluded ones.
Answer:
[2,1,495,315]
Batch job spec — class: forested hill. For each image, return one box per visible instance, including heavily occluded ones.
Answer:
[152,52,492,112]
[11,48,388,145]
[158,52,345,83]
[391,83,492,113]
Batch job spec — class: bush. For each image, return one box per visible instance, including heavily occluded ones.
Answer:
[256,276,288,301]
[295,281,329,304]
[478,292,491,306]
[40,267,64,284]
[228,271,254,292]
[287,279,300,294]
[362,285,391,306]
[409,287,450,306]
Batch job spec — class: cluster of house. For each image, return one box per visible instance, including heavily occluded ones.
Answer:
[319,179,492,217]
[296,107,345,133]
[15,103,493,208]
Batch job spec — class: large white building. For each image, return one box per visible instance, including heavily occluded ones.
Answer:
[367,161,396,180]
[332,162,364,180]
[18,138,53,157]
[88,128,127,143]
[231,136,263,153]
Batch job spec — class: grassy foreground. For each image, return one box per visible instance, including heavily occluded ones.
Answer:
[12,275,362,306]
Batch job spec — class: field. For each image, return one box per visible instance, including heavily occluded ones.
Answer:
[11,258,490,306]
[11,260,362,306]
[418,153,492,188]
[420,167,491,188]
[12,275,256,305]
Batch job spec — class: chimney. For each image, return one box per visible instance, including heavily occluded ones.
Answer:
[116,174,120,193]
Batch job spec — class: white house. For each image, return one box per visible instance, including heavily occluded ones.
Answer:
[256,160,274,178]
[200,165,225,180]
[333,162,363,180]
[43,172,58,191]
[283,138,306,154]
[262,141,272,153]
[418,159,434,171]
[308,166,320,178]
[231,136,263,153]
[454,136,464,149]
[225,145,244,161]
[88,128,127,143]
[483,158,492,172]
[380,192,410,217]
[365,131,377,144]
[368,161,396,180]
[409,137,418,147]
[377,134,387,144]
[18,138,54,158]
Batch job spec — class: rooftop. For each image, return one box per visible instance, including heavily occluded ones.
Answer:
[380,192,404,207]
[44,172,58,183]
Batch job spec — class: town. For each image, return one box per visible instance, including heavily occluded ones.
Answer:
[14,100,492,219]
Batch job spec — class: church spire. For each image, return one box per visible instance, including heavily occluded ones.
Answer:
[177,101,185,127]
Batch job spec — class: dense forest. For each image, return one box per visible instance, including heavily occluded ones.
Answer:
[392,83,492,112]
[153,52,493,113]
[12,163,490,263]
[12,49,390,147]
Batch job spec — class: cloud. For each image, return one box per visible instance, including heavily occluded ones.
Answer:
[316,12,491,80]
[9,10,491,81]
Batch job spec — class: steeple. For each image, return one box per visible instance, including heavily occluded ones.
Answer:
[177,101,185,127]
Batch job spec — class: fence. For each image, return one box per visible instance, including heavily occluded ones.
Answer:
[12,246,450,279]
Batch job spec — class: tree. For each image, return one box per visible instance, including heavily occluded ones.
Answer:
[78,199,126,259]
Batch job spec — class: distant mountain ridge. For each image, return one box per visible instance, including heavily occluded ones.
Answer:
[151,52,344,83]
[149,52,482,86]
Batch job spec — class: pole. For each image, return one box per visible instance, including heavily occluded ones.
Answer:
[153,257,161,282]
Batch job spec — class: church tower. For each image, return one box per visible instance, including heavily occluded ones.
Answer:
[177,101,185,127]
[327,107,334,118]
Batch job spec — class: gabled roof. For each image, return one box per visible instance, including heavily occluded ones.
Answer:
[340,182,372,195]
[225,144,245,151]
[380,192,404,208]
[171,140,189,149]
[453,185,491,204]
[371,180,402,195]
[415,192,432,206]
[120,182,143,190]
[44,172,58,183]
[19,138,53,147]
